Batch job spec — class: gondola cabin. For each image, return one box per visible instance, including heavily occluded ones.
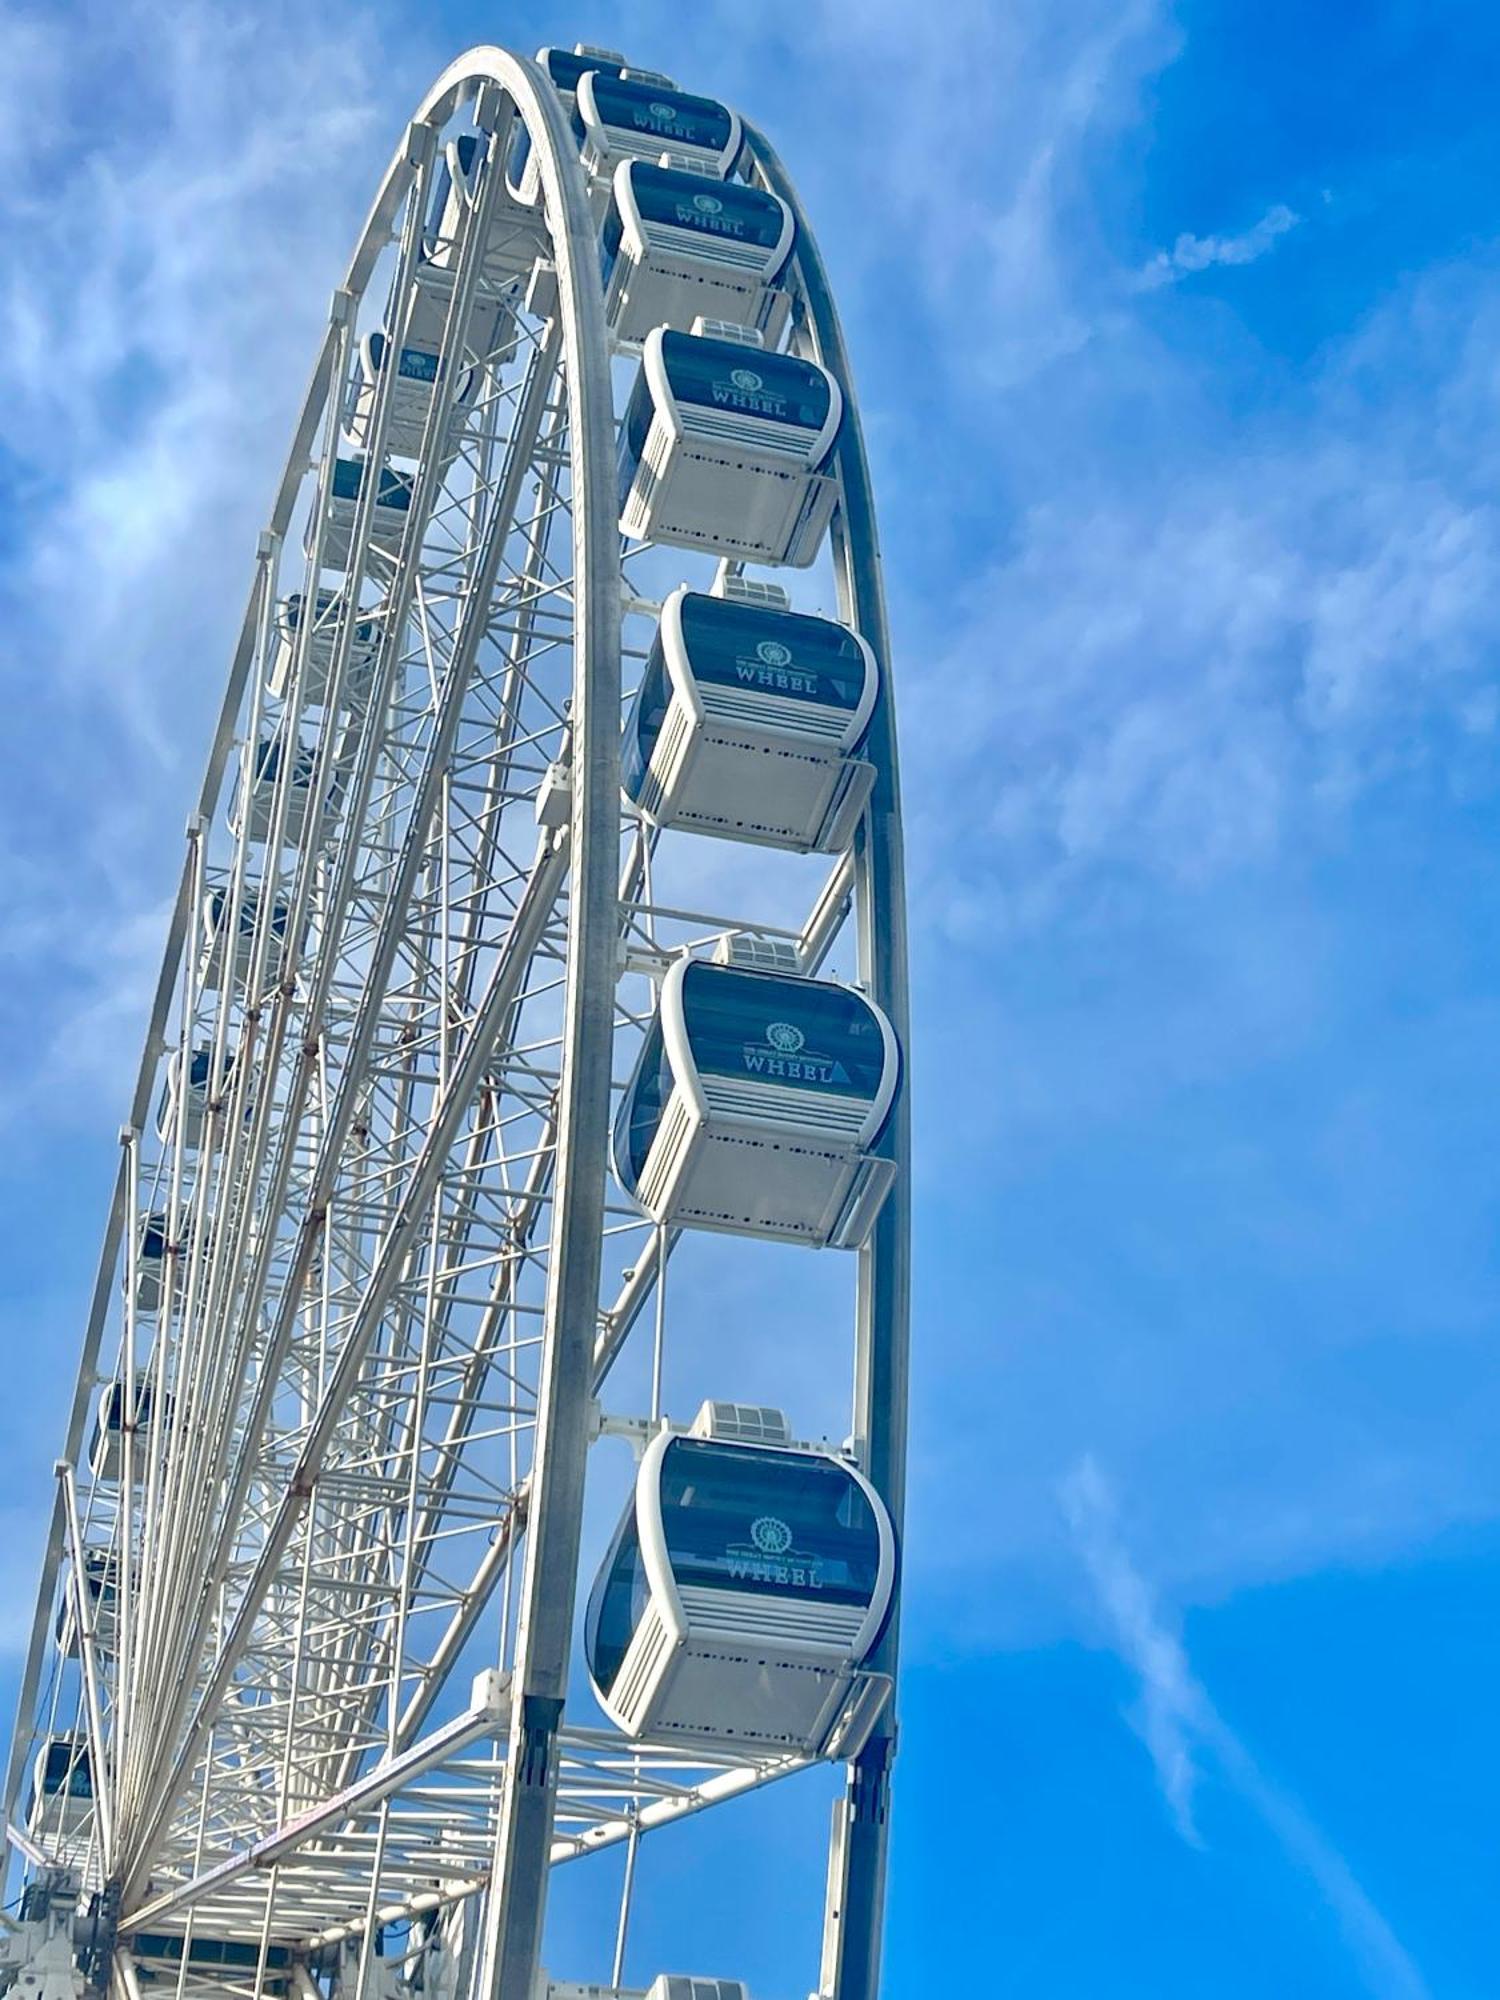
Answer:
[410,142,524,359]
[199,884,291,993]
[229,735,330,848]
[156,1044,236,1148]
[133,1210,169,1314]
[618,329,841,567]
[314,456,413,569]
[585,1413,896,1753]
[623,586,877,851]
[90,1377,173,1483]
[602,162,794,343]
[56,1551,122,1658]
[268,591,380,711]
[26,1736,94,1845]
[613,957,899,1246]
[345,332,477,459]
[538,44,629,101]
[421,133,544,335]
[573,75,742,183]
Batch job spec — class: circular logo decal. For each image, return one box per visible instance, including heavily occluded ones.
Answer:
[730,367,764,393]
[650,101,678,119]
[750,1515,794,1556]
[755,639,793,668]
[766,1021,805,1054]
[692,192,724,215]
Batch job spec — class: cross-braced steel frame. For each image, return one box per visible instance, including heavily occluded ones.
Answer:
[4,45,909,2000]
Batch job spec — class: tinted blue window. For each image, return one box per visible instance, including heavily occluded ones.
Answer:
[138,1213,168,1261]
[281,592,378,647]
[543,48,625,92]
[368,335,440,384]
[621,644,672,799]
[83,1551,118,1595]
[617,370,657,505]
[426,134,481,249]
[331,459,412,510]
[508,117,535,187]
[627,163,789,253]
[207,888,289,942]
[678,594,867,712]
[601,203,625,284]
[660,332,832,432]
[100,1377,166,1433]
[577,77,734,155]
[189,1046,233,1093]
[280,590,318,633]
[41,1742,92,1799]
[681,963,887,1098]
[252,737,317,788]
[584,1506,650,1694]
[615,1017,670,1188]
[660,1439,880,1606]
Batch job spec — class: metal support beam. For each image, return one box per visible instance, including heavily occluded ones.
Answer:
[744,123,912,2000]
[124,1674,509,1934]
[464,49,620,2000]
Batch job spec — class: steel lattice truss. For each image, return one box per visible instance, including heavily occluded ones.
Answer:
[4,43,910,2000]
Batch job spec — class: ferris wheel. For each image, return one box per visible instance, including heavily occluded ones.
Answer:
[2,42,909,2000]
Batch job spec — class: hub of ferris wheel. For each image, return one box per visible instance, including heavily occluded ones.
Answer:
[3,40,909,2000]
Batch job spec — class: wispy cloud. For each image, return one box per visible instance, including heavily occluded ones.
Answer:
[1063,1458,1432,2000]
[0,0,428,1128]
[902,267,1500,942]
[0,0,401,735]
[1062,1456,1207,1842]
[1137,202,1302,289]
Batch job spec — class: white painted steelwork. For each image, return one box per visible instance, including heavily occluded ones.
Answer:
[3,41,909,2000]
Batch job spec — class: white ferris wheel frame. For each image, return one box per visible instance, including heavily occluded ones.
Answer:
[2,45,911,2000]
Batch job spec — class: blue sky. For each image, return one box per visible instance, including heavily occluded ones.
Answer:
[2,0,1498,1992]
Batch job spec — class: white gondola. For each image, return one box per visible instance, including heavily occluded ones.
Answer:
[26,1736,93,1845]
[90,1377,173,1483]
[420,131,543,342]
[156,1045,236,1146]
[623,586,877,851]
[573,74,742,182]
[345,331,477,458]
[313,456,414,570]
[618,329,841,567]
[603,162,794,343]
[268,590,381,711]
[55,1551,122,1658]
[198,884,291,992]
[585,1409,896,1753]
[229,733,336,848]
[613,956,898,1246]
